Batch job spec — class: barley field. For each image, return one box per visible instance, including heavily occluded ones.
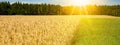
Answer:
[0,15,120,45]
[0,16,81,45]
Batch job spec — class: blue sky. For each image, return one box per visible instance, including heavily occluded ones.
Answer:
[1,0,120,5]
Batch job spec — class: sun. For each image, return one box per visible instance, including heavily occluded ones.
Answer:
[70,0,91,6]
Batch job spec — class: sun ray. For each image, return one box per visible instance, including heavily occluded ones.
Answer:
[70,6,75,15]
[70,0,91,6]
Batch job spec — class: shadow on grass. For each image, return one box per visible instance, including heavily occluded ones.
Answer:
[70,19,81,45]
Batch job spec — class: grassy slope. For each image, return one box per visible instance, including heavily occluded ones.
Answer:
[73,18,120,45]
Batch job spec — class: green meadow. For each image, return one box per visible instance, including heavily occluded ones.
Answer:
[73,18,120,45]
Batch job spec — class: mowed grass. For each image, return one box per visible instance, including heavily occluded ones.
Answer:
[73,18,120,45]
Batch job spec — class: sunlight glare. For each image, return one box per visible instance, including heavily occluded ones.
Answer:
[70,0,91,6]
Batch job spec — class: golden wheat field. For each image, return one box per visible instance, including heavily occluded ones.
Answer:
[0,15,82,45]
[0,15,118,45]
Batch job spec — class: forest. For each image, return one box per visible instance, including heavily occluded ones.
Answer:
[0,2,120,16]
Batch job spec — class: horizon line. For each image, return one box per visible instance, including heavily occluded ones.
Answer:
[1,1,120,6]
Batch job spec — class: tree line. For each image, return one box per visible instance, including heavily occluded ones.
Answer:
[0,1,120,16]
